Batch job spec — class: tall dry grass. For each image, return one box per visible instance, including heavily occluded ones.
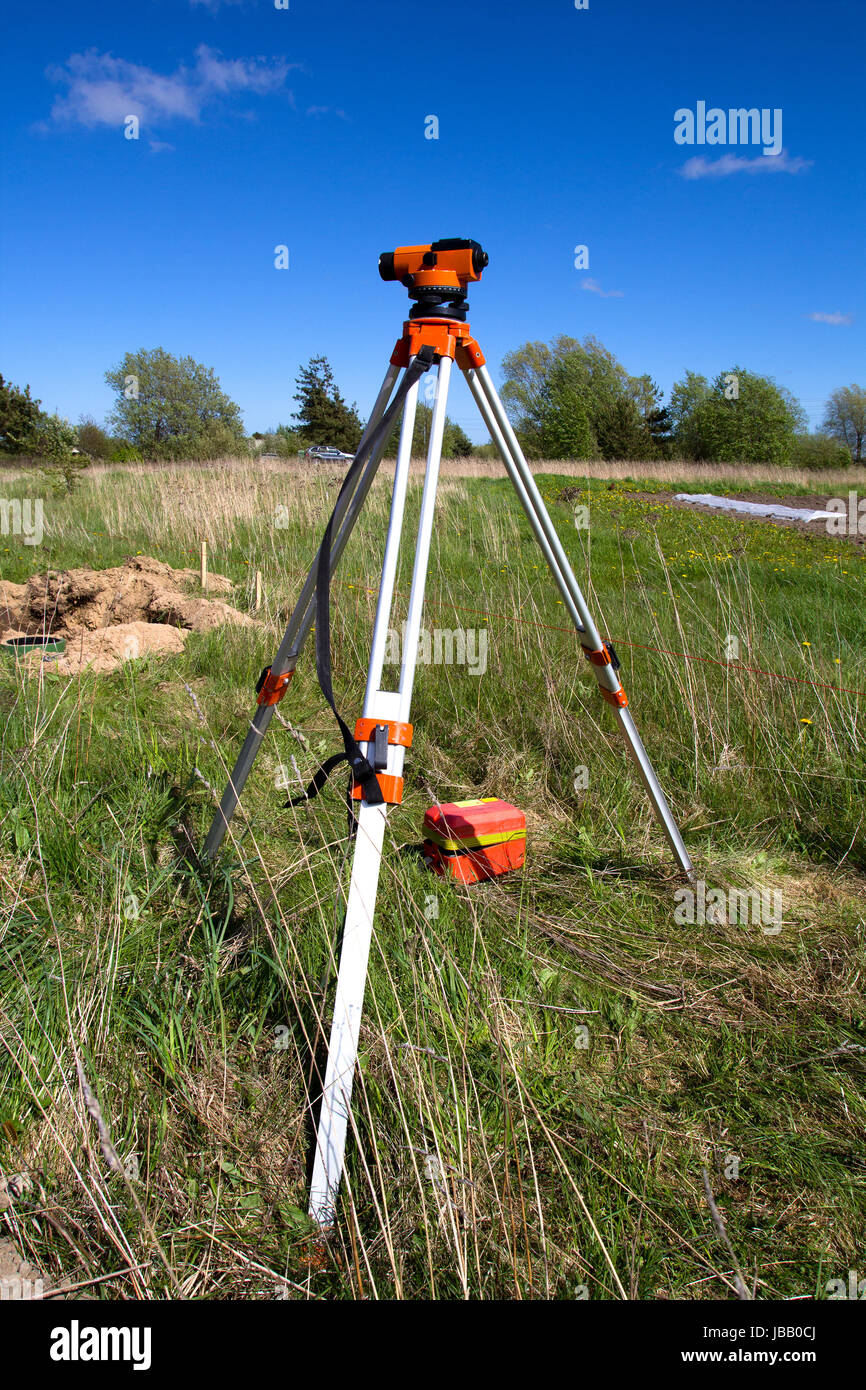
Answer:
[7,453,861,491]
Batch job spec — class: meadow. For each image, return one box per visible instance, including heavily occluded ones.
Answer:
[0,455,864,1300]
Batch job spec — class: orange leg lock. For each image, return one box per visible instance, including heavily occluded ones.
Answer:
[351,718,413,804]
[581,642,628,707]
[601,687,629,708]
[256,666,294,707]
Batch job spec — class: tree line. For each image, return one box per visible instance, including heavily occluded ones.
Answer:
[2,341,863,477]
[499,336,863,466]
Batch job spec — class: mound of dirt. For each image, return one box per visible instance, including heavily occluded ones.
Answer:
[0,555,255,676]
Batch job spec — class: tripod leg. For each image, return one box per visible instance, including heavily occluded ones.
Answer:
[308,356,453,1227]
[464,363,694,882]
[202,362,402,860]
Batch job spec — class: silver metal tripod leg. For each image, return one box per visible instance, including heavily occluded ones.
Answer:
[202,362,402,861]
[464,364,694,882]
[308,356,452,1227]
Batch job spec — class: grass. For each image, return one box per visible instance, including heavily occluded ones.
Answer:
[1,456,864,1300]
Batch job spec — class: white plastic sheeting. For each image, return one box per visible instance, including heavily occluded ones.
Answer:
[674,493,836,523]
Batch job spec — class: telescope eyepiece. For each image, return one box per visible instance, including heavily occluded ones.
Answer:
[378,251,397,281]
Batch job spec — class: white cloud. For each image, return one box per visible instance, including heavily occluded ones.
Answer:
[305,105,348,120]
[44,45,293,130]
[680,148,812,179]
[807,311,853,325]
[581,277,624,299]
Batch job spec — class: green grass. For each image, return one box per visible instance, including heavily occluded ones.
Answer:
[1,460,864,1299]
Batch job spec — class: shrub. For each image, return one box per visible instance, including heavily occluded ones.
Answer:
[26,414,89,494]
[258,426,303,458]
[108,441,142,463]
[77,417,115,459]
[791,432,853,470]
[671,368,806,464]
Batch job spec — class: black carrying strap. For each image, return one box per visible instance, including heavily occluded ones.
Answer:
[286,753,360,842]
[288,345,436,810]
[286,751,350,807]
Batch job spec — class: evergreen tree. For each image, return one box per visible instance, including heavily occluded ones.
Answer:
[0,375,43,454]
[595,396,654,460]
[444,420,474,457]
[292,356,363,452]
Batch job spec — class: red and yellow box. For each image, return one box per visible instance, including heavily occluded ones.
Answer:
[423,798,526,885]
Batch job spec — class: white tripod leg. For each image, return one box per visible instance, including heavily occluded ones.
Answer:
[308,355,454,1227]
[464,363,694,882]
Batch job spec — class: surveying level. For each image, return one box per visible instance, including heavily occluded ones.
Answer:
[203,238,695,1228]
[378,237,488,319]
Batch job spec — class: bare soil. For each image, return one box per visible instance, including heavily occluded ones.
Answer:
[0,1173,54,1299]
[0,1237,50,1298]
[0,555,256,676]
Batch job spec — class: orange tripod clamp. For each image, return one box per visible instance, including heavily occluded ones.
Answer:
[354,717,413,748]
[581,643,628,707]
[256,666,294,707]
[351,717,414,803]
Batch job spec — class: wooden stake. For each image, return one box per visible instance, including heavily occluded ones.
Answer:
[200,540,208,591]
[255,569,262,611]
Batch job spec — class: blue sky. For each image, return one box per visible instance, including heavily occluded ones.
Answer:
[1,0,862,441]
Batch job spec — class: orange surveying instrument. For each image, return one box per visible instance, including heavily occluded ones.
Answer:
[203,238,694,1227]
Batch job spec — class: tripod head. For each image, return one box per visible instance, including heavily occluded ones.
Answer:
[378,237,488,321]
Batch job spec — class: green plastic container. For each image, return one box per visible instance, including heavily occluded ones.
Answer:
[1,634,66,657]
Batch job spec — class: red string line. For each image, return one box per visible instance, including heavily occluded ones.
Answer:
[344,582,866,701]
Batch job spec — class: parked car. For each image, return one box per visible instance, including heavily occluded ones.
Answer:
[305,444,355,461]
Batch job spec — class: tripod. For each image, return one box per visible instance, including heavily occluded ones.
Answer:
[203,239,694,1228]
